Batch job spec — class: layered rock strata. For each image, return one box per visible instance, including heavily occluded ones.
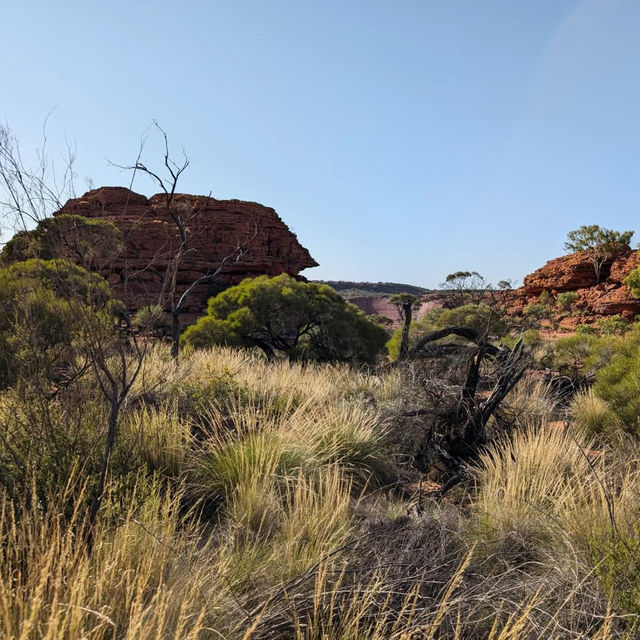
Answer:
[508,248,640,327]
[56,187,318,320]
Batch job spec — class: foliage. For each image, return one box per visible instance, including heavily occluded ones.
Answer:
[556,291,578,312]
[0,214,122,268]
[133,304,170,334]
[181,274,388,363]
[556,325,640,432]
[538,289,554,306]
[386,303,506,359]
[564,224,634,282]
[440,270,489,305]
[0,258,116,387]
[593,333,640,433]
[625,264,640,298]
[594,315,629,336]
[437,302,506,335]
[553,333,597,378]
[523,302,548,322]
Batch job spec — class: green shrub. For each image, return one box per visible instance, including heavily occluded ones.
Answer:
[182,275,388,364]
[539,289,554,306]
[134,304,169,333]
[523,303,548,323]
[553,334,596,378]
[595,315,629,336]
[436,302,506,336]
[624,264,640,298]
[575,323,598,336]
[0,258,116,388]
[556,291,578,312]
[386,303,505,359]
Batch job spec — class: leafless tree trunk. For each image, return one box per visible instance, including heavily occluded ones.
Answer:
[117,122,254,359]
[397,326,529,456]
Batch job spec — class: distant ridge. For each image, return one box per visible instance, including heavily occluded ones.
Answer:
[315,281,431,298]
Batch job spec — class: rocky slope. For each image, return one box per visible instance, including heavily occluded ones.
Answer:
[56,187,318,319]
[508,248,640,328]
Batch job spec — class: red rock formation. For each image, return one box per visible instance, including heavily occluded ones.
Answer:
[56,187,318,320]
[509,248,640,324]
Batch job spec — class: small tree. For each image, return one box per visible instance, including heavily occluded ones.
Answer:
[182,275,388,364]
[117,123,255,359]
[0,214,122,270]
[564,225,633,284]
[556,291,578,313]
[0,258,143,538]
[389,293,422,359]
[624,266,640,299]
[441,271,489,306]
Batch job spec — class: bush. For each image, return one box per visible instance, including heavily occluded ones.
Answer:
[0,258,115,388]
[595,315,629,336]
[556,291,578,312]
[436,302,507,336]
[539,289,554,306]
[134,304,170,334]
[523,302,549,325]
[182,275,388,364]
[553,334,596,378]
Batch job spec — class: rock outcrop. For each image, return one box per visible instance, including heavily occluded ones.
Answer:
[508,248,640,327]
[56,187,318,320]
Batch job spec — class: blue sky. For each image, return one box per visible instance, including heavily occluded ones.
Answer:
[2,0,639,287]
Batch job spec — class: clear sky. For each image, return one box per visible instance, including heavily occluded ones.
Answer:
[2,0,639,287]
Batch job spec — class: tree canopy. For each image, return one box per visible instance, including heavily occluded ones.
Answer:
[0,258,117,388]
[0,214,122,269]
[181,274,388,363]
[564,225,633,283]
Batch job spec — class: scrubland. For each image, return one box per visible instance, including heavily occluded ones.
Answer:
[2,344,640,639]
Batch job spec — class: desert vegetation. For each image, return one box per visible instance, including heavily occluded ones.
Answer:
[3,124,640,639]
[5,335,640,639]
[4,260,640,637]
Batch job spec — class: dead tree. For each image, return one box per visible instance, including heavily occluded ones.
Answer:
[118,122,255,358]
[390,293,422,359]
[397,325,530,459]
[0,118,77,235]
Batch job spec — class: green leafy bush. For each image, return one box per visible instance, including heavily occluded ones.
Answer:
[556,291,578,312]
[386,303,506,359]
[134,304,170,334]
[595,315,629,336]
[182,274,388,364]
[0,214,122,268]
[437,303,507,336]
[0,258,115,387]
[539,289,554,306]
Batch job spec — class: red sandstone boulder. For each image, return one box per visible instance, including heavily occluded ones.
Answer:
[509,247,640,324]
[522,251,600,294]
[55,187,318,320]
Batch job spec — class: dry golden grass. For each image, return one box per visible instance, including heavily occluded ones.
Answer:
[1,346,637,638]
[571,389,622,438]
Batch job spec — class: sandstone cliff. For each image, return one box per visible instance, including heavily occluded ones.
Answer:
[56,187,318,319]
[508,248,640,328]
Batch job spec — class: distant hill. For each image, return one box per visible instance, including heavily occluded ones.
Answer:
[315,280,432,299]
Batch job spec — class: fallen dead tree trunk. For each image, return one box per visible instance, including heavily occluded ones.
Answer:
[394,326,530,461]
